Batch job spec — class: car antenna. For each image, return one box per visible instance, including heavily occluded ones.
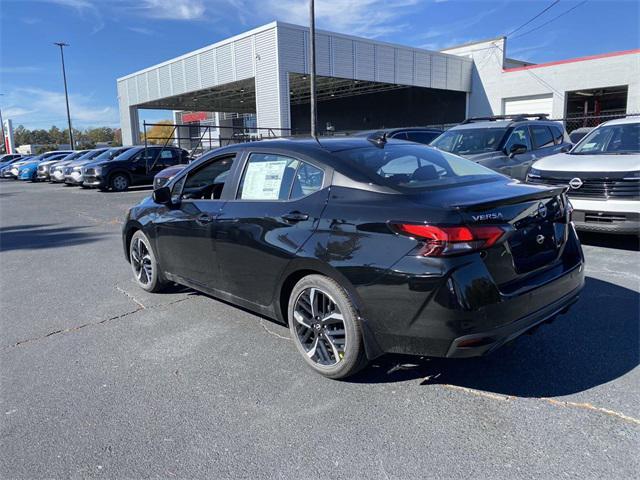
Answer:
[367,131,387,148]
[309,0,321,147]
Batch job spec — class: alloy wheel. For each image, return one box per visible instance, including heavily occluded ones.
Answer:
[131,237,153,287]
[113,175,128,191]
[293,287,347,366]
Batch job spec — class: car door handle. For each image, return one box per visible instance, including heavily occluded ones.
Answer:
[195,213,214,225]
[282,211,309,222]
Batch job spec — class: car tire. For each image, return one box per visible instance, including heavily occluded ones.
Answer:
[110,173,130,192]
[288,274,369,379]
[129,230,167,293]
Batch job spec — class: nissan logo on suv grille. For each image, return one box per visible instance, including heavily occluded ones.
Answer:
[569,177,583,189]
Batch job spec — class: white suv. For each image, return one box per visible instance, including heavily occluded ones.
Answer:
[526,116,639,235]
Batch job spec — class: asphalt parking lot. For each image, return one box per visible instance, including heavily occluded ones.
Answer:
[1,179,638,479]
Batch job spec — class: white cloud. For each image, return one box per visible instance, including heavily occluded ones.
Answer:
[138,0,206,20]
[128,26,155,35]
[263,0,420,38]
[2,87,119,129]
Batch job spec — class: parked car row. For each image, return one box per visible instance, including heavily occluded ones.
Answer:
[0,145,191,192]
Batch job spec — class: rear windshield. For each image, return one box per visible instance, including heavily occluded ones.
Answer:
[431,128,507,155]
[335,144,501,191]
[572,123,640,154]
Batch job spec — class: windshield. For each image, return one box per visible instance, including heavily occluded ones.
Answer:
[335,144,501,191]
[572,122,640,154]
[431,128,507,155]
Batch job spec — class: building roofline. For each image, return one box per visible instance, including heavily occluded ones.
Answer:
[504,48,640,73]
[117,21,279,82]
[117,20,472,83]
[440,36,505,52]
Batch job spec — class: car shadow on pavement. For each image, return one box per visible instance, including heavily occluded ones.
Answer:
[578,232,639,251]
[0,223,105,252]
[349,276,639,397]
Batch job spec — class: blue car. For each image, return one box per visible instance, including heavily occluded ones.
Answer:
[17,153,69,181]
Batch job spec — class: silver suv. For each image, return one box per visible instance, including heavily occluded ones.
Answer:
[430,114,571,181]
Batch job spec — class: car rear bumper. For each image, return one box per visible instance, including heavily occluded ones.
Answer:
[359,229,585,359]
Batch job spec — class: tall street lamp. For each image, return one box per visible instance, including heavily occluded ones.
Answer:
[54,42,74,149]
[0,93,6,154]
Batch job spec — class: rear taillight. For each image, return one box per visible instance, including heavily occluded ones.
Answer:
[393,224,506,256]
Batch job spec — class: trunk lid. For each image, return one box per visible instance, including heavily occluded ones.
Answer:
[410,179,572,287]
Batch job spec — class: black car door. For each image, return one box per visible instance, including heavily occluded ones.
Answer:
[215,151,329,307]
[154,153,237,289]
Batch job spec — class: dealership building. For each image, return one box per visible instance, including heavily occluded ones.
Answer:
[117,21,640,146]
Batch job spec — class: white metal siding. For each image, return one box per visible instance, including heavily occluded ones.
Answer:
[216,44,234,85]
[234,36,254,79]
[315,33,331,76]
[170,61,185,95]
[199,49,216,88]
[446,57,462,90]
[184,55,200,92]
[414,52,431,87]
[158,65,171,97]
[255,28,284,129]
[396,49,414,84]
[431,56,447,89]
[355,41,375,81]
[375,45,395,83]
[332,37,354,79]
[279,26,306,74]
[503,95,553,116]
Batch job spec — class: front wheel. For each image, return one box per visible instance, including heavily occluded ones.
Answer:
[129,230,167,292]
[110,173,130,192]
[288,275,369,379]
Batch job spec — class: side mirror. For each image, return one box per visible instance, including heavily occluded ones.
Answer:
[508,143,527,158]
[152,186,172,205]
[560,145,571,153]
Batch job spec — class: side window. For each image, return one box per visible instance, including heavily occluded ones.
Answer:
[290,163,324,200]
[550,125,565,144]
[238,153,300,200]
[504,126,532,152]
[159,149,178,167]
[179,155,235,200]
[391,132,408,140]
[531,125,555,149]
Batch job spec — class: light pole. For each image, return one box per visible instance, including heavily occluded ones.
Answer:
[54,42,74,149]
[309,0,317,139]
[0,93,6,154]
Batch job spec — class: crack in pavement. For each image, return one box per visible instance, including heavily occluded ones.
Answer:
[441,384,640,426]
[259,318,291,341]
[4,290,196,350]
[115,286,147,310]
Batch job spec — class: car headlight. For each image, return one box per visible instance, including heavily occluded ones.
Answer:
[73,166,82,172]
[527,167,541,178]
[94,166,102,175]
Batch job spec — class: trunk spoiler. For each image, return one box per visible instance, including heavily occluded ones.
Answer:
[451,185,567,212]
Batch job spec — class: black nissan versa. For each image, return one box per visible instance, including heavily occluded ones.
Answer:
[122,136,585,379]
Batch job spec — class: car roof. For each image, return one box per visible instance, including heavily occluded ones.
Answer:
[353,127,443,136]
[450,119,563,131]
[601,116,640,126]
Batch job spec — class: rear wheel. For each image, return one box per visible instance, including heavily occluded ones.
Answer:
[111,173,130,192]
[288,275,368,379]
[129,230,166,292]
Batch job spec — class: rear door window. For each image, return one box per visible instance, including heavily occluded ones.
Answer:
[531,125,555,149]
[238,153,324,201]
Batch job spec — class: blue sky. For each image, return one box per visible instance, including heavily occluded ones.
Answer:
[1,0,638,130]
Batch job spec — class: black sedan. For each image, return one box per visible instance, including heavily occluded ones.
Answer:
[122,136,585,378]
